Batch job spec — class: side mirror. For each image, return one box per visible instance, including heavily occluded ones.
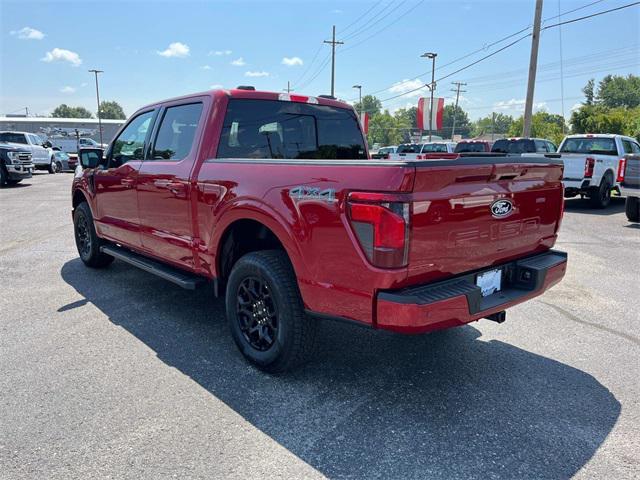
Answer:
[79,148,105,169]
[43,141,52,148]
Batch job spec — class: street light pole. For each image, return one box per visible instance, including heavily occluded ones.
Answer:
[352,84,362,117]
[88,69,104,146]
[421,52,437,141]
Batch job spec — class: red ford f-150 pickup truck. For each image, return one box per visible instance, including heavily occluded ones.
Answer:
[72,87,567,372]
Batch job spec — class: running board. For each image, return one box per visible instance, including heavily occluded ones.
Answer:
[100,245,206,290]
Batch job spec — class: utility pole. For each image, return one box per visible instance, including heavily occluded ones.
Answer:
[450,81,467,139]
[88,69,104,146]
[324,26,343,97]
[523,0,543,137]
[421,52,437,141]
[491,112,496,141]
[285,81,292,93]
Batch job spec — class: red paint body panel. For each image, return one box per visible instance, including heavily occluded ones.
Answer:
[72,88,567,331]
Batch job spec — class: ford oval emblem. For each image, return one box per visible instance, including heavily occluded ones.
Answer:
[491,199,514,218]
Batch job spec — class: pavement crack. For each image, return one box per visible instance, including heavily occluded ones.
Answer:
[539,301,640,346]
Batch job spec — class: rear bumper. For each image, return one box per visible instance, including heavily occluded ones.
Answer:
[563,178,591,194]
[619,184,639,197]
[376,250,567,333]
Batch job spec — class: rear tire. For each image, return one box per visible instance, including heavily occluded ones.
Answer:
[73,202,114,268]
[626,196,640,222]
[588,174,612,209]
[225,250,317,373]
[56,161,63,172]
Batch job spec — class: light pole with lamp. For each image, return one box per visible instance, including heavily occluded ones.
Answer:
[420,52,437,141]
[352,84,362,119]
[88,69,104,146]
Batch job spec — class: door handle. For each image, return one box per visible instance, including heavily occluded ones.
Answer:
[168,181,185,196]
[121,178,135,188]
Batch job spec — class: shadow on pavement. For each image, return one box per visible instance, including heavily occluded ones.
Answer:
[564,196,625,216]
[60,258,620,479]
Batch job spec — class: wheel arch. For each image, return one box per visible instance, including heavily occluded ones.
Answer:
[212,207,309,298]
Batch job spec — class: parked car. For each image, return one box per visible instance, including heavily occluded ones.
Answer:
[389,142,457,160]
[454,140,492,153]
[619,153,640,222]
[72,87,567,373]
[371,145,397,159]
[50,137,107,154]
[0,131,57,173]
[52,150,73,172]
[557,134,640,208]
[0,142,33,187]
[491,137,557,154]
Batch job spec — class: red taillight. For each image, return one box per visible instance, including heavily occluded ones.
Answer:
[617,157,626,183]
[347,194,410,269]
[584,157,595,178]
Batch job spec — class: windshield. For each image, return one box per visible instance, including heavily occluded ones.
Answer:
[0,132,27,144]
[396,144,422,154]
[217,99,367,160]
[455,142,486,153]
[491,139,533,153]
[560,137,617,155]
[421,143,448,153]
[55,151,69,159]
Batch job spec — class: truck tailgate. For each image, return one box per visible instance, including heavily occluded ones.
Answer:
[559,153,588,179]
[406,158,564,284]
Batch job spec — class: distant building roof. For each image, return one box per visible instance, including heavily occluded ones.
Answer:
[0,117,125,124]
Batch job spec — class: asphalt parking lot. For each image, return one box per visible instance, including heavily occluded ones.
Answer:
[1,172,638,479]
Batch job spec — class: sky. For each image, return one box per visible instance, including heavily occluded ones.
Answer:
[1,0,639,121]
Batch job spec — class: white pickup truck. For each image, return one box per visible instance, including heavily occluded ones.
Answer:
[0,131,58,173]
[558,134,640,208]
[388,141,457,160]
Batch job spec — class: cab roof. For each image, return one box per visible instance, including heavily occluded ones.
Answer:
[137,88,354,114]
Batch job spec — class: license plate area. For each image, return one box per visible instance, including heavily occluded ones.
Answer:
[476,268,502,297]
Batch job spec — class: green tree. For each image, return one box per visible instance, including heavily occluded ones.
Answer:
[596,74,640,108]
[393,106,418,130]
[471,113,514,137]
[508,112,566,145]
[440,104,471,138]
[354,95,382,116]
[51,104,94,118]
[582,78,595,105]
[99,100,126,119]
[570,104,640,141]
[368,110,406,146]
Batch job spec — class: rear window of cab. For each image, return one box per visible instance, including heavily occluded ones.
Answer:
[217,99,367,160]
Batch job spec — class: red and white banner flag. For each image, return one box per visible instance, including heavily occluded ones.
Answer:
[417,97,444,131]
[360,112,369,134]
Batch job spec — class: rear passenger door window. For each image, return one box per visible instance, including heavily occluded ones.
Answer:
[150,103,203,161]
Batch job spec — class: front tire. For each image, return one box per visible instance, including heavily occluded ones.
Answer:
[626,196,640,222]
[588,174,612,209]
[0,167,7,187]
[73,202,114,268]
[225,250,317,373]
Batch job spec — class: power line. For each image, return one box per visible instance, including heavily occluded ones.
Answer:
[346,0,631,101]
[338,0,385,35]
[341,1,407,41]
[340,1,426,54]
[376,1,640,105]
[542,1,640,29]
